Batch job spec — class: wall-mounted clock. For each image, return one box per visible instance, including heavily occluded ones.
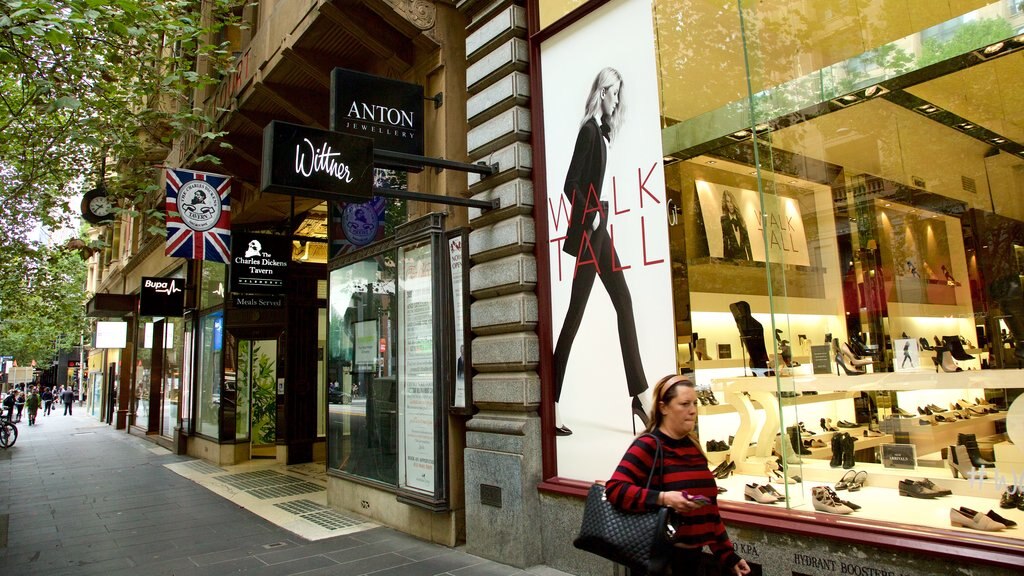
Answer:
[81,186,114,225]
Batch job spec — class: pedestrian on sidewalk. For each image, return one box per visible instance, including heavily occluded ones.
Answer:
[2,390,14,420]
[26,386,40,425]
[61,386,75,415]
[14,390,25,422]
[41,387,54,416]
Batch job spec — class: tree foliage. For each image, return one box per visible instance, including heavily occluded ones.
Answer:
[0,243,87,364]
[0,0,245,361]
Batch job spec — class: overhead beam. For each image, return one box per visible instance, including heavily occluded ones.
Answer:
[319,1,413,72]
[253,82,325,129]
[281,47,332,89]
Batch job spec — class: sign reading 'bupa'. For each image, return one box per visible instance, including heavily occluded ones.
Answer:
[261,120,374,202]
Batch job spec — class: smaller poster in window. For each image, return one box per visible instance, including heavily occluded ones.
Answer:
[893,338,920,372]
[353,320,378,373]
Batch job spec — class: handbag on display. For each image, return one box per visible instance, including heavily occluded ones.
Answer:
[573,434,674,575]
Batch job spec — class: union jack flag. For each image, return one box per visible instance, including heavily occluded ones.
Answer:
[165,168,232,263]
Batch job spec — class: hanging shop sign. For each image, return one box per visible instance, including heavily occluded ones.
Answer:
[165,168,232,263]
[261,120,374,202]
[139,277,185,317]
[230,232,290,294]
[331,67,424,169]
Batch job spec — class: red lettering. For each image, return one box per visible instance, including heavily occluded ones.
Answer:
[638,163,659,208]
[612,176,629,215]
[582,183,605,223]
[609,224,631,272]
[574,232,600,278]
[641,216,665,266]
[548,194,572,232]
[550,236,567,281]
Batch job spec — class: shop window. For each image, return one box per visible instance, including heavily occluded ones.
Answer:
[200,262,226,311]
[161,317,183,437]
[327,214,458,509]
[196,310,224,438]
[646,0,1024,542]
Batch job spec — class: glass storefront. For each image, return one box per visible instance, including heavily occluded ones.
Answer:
[540,0,1024,547]
[161,317,183,437]
[327,254,399,485]
[196,311,224,439]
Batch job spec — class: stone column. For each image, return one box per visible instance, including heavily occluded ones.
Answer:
[456,0,540,568]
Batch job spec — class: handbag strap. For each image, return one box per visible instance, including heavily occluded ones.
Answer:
[640,433,665,490]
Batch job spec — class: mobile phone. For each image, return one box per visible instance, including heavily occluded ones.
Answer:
[681,491,711,506]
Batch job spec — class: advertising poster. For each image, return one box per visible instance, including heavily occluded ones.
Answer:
[695,180,810,266]
[399,244,435,493]
[449,235,467,409]
[353,320,378,373]
[541,0,676,481]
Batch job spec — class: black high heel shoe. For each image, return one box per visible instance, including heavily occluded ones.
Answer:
[714,460,736,479]
[632,396,649,434]
[942,336,975,361]
[919,337,934,351]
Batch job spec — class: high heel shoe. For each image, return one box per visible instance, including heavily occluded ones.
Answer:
[949,444,988,479]
[919,337,934,351]
[839,341,873,366]
[694,337,713,361]
[631,396,648,434]
[714,460,736,479]
[943,335,975,361]
[711,456,732,477]
[833,340,865,375]
[933,348,962,373]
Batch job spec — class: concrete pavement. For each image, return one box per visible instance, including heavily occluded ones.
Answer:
[0,410,572,576]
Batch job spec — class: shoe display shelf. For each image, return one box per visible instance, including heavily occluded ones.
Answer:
[696,390,858,416]
[993,441,1024,476]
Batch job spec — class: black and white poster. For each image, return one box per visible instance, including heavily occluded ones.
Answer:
[542,0,675,481]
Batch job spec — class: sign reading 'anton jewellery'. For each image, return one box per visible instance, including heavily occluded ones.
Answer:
[261,120,374,202]
[331,68,423,170]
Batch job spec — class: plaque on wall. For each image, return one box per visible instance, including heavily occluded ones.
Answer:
[811,344,833,374]
[881,443,917,469]
[718,343,731,360]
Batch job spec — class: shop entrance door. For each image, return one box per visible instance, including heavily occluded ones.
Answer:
[237,339,278,458]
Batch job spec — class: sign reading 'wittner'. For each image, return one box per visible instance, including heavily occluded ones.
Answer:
[261,120,374,202]
[231,232,290,295]
[331,68,423,168]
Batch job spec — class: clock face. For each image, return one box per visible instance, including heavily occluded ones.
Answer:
[89,195,113,216]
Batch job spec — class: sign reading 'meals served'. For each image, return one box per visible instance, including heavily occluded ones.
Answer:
[261,120,374,202]
[231,232,290,294]
[331,68,423,170]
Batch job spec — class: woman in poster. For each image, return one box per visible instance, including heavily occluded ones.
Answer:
[552,67,649,436]
[721,189,752,260]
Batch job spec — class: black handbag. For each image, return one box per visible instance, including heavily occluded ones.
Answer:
[573,434,674,574]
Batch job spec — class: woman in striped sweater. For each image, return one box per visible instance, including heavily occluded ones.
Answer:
[606,374,750,575]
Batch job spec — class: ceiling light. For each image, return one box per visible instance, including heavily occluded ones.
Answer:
[988,137,1007,145]
[705,160,717,165]
[885,203,891,207]
[863,85,887,98]
[663,156,683,166]
[915,104,941,115]
[727,130,752,141]
[749,171,757,175]
[954,122,976,131]
[753,123,771,132]
[840,95,858,103]
[984,42,1005,55]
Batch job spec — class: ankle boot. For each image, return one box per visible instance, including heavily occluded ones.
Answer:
[829,433,843,468]
[842,433,856,469]
[957,433,993,468]
[789,426,811,455]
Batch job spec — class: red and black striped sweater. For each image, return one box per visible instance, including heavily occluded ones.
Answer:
[605,430,740,570]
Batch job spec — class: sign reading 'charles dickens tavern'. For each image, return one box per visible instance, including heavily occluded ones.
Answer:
[231,232,290,295]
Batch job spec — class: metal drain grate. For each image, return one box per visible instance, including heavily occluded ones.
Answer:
[303,512,362,530]
[215,470,280,482]
[275,499,326,515]
[247,481,324,500]
[272,500,365,531]
[219,475,303,491]
[184,460,225,475]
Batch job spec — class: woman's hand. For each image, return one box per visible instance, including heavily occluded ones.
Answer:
[732,559,751,575]
[660,490,707,513]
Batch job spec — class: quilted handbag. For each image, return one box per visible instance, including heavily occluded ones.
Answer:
[573,435,674,574]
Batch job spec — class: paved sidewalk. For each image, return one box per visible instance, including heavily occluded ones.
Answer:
[0,412,572,576]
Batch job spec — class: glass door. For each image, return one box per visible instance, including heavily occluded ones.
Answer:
[236,338,278,458]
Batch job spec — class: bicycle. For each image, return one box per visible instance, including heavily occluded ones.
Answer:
[0,415,17,448]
